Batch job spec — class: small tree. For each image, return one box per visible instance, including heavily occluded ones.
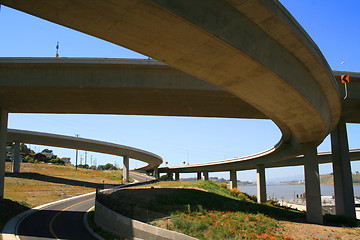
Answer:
[50,158,65,165]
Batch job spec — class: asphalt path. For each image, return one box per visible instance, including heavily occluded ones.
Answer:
[15,172,155,240]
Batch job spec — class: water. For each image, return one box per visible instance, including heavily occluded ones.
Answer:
[238,184,360,201]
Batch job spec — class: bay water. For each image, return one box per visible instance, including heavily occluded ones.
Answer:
[238,184,360,201]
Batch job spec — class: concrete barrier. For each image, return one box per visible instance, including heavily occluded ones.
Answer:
[94,200,198,240]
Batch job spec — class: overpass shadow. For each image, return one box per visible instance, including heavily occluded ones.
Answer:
[5,172,121,189]
[0,198,31,231]
[2,209,99,240]
[98,188,360,227]
[98,188,304,222]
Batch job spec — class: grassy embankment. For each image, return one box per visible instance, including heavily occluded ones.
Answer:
[98,181,300,239]
[98,181,360,240]
[0,162,124,232]
[320,173,360,185]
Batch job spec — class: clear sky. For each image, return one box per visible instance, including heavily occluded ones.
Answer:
[1,0,359,182]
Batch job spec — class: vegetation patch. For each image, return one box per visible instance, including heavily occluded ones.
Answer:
[97,181,304,239]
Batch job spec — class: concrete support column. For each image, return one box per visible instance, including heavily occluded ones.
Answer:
[229,170,237,189]
[330,121,356,218]
[174,172,180,181]
[256,164,267,203]
[196,172,201,180]
[153,168,159,179]
[122,156,129,182]
[303,143,323,224]
[12,141,21,173]
[0,109,9,200]
[203,171,209,181]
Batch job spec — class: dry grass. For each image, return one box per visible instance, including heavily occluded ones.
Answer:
[4,162,124,207]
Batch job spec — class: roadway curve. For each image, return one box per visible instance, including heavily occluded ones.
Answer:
[7,129,163,172]
[0,1,341,170]
[7,172,155,240]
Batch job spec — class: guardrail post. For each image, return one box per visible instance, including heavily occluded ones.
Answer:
[256,164,267,203]
[0,109,8,200]
[303,142,323,224]
[122,156,129,182]
[330,121,356,218]
[229,170,237,189]
[12,141,20,173]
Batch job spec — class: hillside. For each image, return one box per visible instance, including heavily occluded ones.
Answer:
[97,181,360,240]
[320,173,360,185]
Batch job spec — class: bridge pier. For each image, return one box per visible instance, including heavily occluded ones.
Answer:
[303,143,323,224]
[230,170,237,189]
[203,171,209,181]
[154,168,159,179]
[197,172,201,180]
[174,172,180,181]
[256,164,267,203]
[12,141,21,173]
[122,156,129,182]
[330,121,356,218]
[0,109,9,200]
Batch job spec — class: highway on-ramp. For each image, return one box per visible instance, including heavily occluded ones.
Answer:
[11,172,155,240]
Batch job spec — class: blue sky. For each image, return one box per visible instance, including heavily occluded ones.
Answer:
[1,1,359,182]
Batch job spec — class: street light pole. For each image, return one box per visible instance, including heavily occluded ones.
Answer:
[75,134,79,170]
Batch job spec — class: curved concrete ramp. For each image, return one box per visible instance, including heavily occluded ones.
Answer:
[159,148,360,173]
[0,0,341,149]
[7,129,162,171]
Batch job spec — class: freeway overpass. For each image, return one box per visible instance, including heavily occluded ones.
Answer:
[0,0,355,223]
[6,128,163,181]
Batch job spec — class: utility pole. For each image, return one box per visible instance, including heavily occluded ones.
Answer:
[90,155,93,166]
[75,134,79,170]
[85,151,87,166]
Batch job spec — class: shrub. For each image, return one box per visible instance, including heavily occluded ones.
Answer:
[218,182,227,189]
[24,155,34,163]
[50,158,65,165]
[230,187,240,196]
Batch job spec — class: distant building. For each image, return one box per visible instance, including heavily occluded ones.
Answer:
[42,152,53,159]
[61,157,71,164]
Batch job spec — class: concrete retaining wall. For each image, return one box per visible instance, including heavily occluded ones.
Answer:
[94,200,198,240]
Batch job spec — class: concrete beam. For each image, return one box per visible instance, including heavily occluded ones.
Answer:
[12,141,20,173]
[256,164,267,203]
[203,171,209,181]
[122,156,129,182]
[303,143,323,224]
[0,109,8,200]
[330,122,356,218]
[229,170,237,189]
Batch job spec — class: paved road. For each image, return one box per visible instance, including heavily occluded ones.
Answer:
[16,172,155,240]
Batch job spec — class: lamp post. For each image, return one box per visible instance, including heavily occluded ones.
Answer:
[75,134,79,170]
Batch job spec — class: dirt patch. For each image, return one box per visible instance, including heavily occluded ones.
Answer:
[281,221,360,239]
